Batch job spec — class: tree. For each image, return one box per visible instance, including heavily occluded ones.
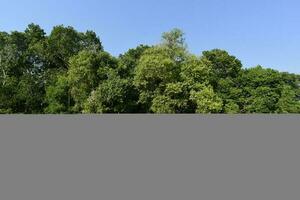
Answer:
[202,49,242,88]
[236,66,299,113]
[0,76,18,113]
[161,28,186,50]
[45,25,103,70]
[190,85,223,114]
[68,50,118,112]
[181,55,212,85]
[0,45,19,85]
[0,32,32,113]
[24,23,47,72]
[161,28,188,62]
[133,29,189,111]
[276,85,300,113]
[16,73,45,113]
[44,74,71,114]
[68,50,101,112]
[151,82,190,113]
[224,101,240,114]
[84,70,137,113]
[118,45,150,78]
[45,25,82,69]
[216,78,242,113]
[244,86,279,113]
[25,23,46,45]
[79,31,103,52]
[134,46,180,111]
[238,66,283,89]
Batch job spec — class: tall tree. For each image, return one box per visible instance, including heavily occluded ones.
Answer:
[68,50,118,112]
[134,29,188,112]
[134,46,180,111]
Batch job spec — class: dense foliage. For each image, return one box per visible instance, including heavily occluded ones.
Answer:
[0,24,299,114]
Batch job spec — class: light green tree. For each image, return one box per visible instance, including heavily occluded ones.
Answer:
[190,85,223,114]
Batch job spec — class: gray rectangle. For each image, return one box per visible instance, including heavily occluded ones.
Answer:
[0,115,299,200]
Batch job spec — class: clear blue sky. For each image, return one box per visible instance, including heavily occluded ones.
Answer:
[1,0,300,73]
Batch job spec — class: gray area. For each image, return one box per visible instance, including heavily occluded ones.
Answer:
[0,115,299,200]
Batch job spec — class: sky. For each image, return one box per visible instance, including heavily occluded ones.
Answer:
[1,0,300,73]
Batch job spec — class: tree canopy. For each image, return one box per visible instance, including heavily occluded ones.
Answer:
[0,24,299,114]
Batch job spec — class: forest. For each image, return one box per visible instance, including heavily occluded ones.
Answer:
[0,24,300,114]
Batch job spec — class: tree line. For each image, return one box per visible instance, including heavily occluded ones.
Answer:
[0,24,300,114]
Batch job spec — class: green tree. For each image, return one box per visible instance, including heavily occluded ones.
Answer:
[276,85,300,113]
[45,25,103,70]
[44,74,71,114]
[68,50,118,112]
[190,85,223,114]
[236,66,299,113]
[134,46,180,111]
[25,23,46,44]
[161,28,186,50]
[0,76,18,113]
[0,31,35,113]
[84,70,137,113]
[244,86,279,113]
[118,45,150,78]
[133,29,188,112]
[224,101,240,114]
[79,30,103,52]
[45,25,82,69]
[151,82,190,113]
[202,49,242,87]
[161,28,188,62]
[181,55,212,85]
[16,73,45,113]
